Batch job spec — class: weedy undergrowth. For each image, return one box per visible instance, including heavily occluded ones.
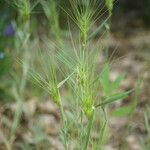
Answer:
[30,0,134,149]
[2,1,39,150]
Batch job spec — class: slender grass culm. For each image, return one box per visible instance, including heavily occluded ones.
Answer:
[8,1,30,149]
[30,0,134,149]
[41,0,62,43]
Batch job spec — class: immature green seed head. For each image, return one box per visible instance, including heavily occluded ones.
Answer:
[49,67,60,106]
[82,94,93,119]
[79,15,90,48]
[76,64,88,87]
[51,86,60,106]
[69,0,101,49]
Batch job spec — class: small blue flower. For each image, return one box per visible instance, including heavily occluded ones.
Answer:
[0,52,5,60]
[3,24,15,36]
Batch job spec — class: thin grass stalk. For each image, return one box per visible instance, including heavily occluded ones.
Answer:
[96,121,107,150]
[84,109,95,150]
[41,0,62,44]
[5,1,34,149]
[58,94,68,150]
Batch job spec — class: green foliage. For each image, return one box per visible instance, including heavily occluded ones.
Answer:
[99,64,125,96]
[94,121,107,150]
[105,0,114,15]
[29,50,60,105]
[0,52,11,77]
[13,0,39,23]
[41,0,61,40]
[0,0,135,149]
[96,90,134,108]
[87,16,110,41]
[14,0,31,21]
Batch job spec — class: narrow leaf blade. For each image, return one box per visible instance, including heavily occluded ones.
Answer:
[96,89,134,108]
[87,16,110,41]
[57,72,74,88]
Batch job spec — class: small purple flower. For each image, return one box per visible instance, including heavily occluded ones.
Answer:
[3,24,15,36]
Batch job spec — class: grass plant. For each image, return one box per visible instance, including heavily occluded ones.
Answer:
[30,0,133,149]
[2,1,39,150]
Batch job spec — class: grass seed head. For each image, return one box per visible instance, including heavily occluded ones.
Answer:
[82,90,94,119]
[69,0,102,49]
[76,64,88,86]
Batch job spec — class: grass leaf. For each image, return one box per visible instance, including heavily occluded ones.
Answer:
[95,89,134,108]
[87,16,110,41]
[99,64,111,95]
[112,74,125,90]
[57,71,75,89]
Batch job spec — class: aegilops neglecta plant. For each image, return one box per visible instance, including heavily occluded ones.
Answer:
[30,0,134,149]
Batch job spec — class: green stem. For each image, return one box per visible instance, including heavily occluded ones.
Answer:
[58,95,68,150]
[81,31,87,51]
[95,121,107,150]
[9,18,30,149]
[84,109,95,150]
